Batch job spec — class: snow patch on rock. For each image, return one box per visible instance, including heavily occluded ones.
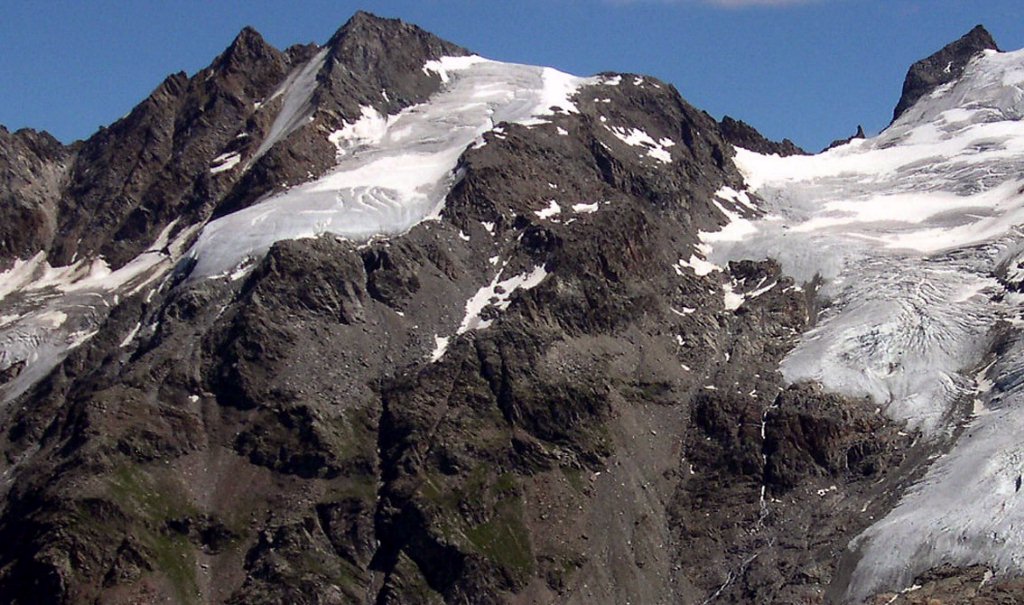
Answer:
[607,125,674,163]
[210,151,241,174]
[458,265,549,334]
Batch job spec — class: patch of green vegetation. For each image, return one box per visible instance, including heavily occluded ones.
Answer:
[330,405,379,464]
[493,472,517,497]
[538,549,587,591]
[295,549,365,595]
[419,474,447,505]
[148,531,198,604]
[418,465,535,580]
[419,465,490,511]
[465,500,534,578]
[105,465,200,603]
[560,466,588,494]
[332,557,368,596]
[634,380,673,402]
[107,465,197,522]
[323,472,378,504]
[392,552,445,604]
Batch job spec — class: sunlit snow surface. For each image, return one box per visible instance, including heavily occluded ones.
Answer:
[188,56,593,279]
[703,49,1024,600]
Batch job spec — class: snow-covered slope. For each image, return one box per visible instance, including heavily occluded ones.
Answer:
[187,56,591,280]
[699,47,1024,600]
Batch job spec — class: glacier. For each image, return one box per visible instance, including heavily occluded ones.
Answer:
[0,222,196,405]
[701,47,1024,600]
[186,55,593,280]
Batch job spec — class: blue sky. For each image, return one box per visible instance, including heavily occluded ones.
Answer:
[2,0,1022,151]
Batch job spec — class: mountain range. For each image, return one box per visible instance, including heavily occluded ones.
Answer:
[1,12,1022,605]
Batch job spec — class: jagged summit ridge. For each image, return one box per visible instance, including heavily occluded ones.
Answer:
[315,11,470,116]
[326,10,469,59]
[211,25,283,74]
[718,115,806,157]
[891,24,999,122]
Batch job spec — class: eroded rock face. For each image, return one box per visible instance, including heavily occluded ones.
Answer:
[0,126,70,263]
[868,565,1024,605]
[0,12,1012,605]
[53,27,293,269]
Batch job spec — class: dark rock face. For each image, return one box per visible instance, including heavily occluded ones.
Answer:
[318,10,469,115]
[0,126,70,263]
[52,27,293,269]
[891,24,999,123]
[719,116,806,157]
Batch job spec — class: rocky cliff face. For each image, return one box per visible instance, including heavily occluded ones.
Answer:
[0,126,71,261]
[0,14,1018,605]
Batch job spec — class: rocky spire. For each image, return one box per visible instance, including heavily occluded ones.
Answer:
[211,25,281,74]
[324,10,468,68]
[719,115,807,157]
[891,24,999,123]
[311,11,471,118]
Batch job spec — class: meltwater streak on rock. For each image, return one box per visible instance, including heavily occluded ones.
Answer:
[707,44,1024,600]
[186,57,591,280]
[248,47,329,165]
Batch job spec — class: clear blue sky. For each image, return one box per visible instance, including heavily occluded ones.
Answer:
[2,0,1022,151]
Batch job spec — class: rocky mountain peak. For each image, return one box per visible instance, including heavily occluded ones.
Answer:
[891,24,999,123]
[305,11,471,124]
[212,25,281,74]
[323,11,468,75]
